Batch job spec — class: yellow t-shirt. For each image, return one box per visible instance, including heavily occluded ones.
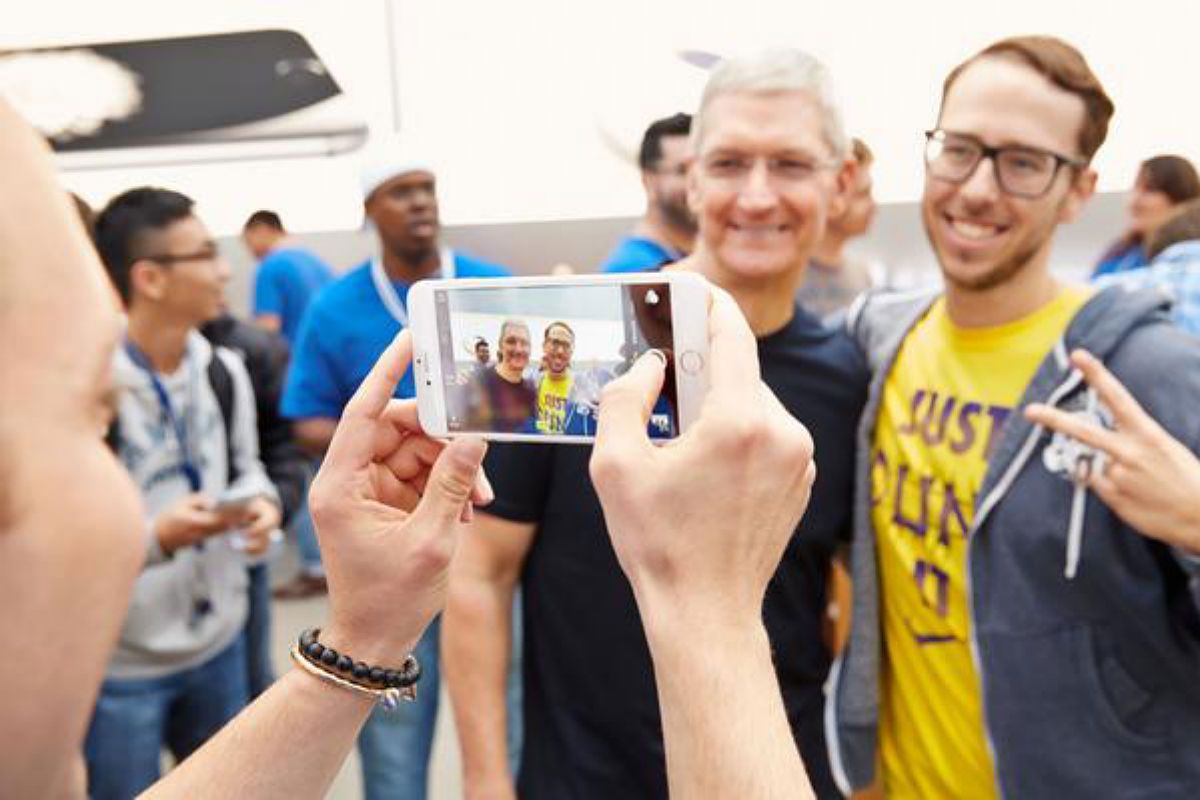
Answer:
[873,288,1090,798]
[537,372,574,434]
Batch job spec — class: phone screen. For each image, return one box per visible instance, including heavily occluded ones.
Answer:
[433,282,678,439]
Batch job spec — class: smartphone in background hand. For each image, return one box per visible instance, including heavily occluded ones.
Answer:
[213,484,260,515]
[0,29,366,170]
[408,272,710,443]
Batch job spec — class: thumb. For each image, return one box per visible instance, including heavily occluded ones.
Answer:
[410,436,488,530]
[595,349,667,449]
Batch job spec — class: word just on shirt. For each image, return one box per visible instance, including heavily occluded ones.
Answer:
[872,390,1014,628]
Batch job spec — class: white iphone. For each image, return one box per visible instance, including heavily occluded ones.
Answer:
[408,272,710,443]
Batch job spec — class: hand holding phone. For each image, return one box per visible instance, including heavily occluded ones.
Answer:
[220,494,282,557]
[408,272,710,443]
[591,286,817,621]
[213,485,261,519]
[153,494,227,555]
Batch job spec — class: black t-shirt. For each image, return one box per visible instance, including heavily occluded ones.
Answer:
[484,305,868,799]
[477,368,537,432]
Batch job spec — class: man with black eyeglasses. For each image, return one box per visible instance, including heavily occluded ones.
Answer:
[88,187,281,799]
[826,36,1200,799]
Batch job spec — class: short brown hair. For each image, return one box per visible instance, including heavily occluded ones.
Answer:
[941,36,1114,162]
[1145,198,1200,260]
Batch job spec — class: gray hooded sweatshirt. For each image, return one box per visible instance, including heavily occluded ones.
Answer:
[826,285,1200,798]
[110,330,278,680]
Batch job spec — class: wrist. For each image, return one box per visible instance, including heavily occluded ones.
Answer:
[1176,523,1200,557]
[151,519,177,557]
[463,769,515,797]
[319,621,421,667]
[285,664,375,713]
[636,589,769,657]
[1185,502,1200,553]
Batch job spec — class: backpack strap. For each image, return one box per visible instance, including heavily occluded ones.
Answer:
[207,350,240,484]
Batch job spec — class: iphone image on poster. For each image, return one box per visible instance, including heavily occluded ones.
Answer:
[0,29,367,170]
[408,273,710,443]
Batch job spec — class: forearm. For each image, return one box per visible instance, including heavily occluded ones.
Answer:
[1167,525,1200,558]
[1173,493,1200,555]
[642,611,815,800]
[294,418,337,458]
[443,575,518,788]
[144,667,373,798]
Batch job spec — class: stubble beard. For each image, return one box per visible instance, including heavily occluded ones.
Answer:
[659,196,698,238]
[927,207,1058,294]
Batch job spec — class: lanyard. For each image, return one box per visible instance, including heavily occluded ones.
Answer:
[123,340,202,493]
[370,247,456,327]
[125,339,214,624]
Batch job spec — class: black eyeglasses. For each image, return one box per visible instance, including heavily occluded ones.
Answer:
[924,129,1086,199]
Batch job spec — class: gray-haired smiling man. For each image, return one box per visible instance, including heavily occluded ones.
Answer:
[444,48,868,800]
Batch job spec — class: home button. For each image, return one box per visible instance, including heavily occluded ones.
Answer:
[679,350,704,374]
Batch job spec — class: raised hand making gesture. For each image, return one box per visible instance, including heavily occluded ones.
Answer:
[1025,348,1200,555]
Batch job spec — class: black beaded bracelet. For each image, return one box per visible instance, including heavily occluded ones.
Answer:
[296,628,421,706]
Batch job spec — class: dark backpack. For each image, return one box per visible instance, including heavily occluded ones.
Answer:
[106,352,240,484]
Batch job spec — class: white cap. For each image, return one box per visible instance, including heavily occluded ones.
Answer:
[359,140,436,201]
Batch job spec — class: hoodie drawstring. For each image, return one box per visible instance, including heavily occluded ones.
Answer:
[1065,481,1087,579]
[1064,386,1104,580]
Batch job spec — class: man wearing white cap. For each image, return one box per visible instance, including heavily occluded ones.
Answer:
[280,150,516,799]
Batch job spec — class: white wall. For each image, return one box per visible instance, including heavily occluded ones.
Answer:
[4,0,1197,239]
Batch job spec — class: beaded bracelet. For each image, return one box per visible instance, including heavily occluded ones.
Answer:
[292,628,421,710]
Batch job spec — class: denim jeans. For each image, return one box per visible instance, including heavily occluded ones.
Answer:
[358,599,524,800]
[85,634,249,800]
[245,562,274,698]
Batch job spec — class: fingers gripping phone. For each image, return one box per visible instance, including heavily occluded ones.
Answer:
[408,273,710,443]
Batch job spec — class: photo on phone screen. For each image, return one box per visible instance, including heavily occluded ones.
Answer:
[431,282,679,439]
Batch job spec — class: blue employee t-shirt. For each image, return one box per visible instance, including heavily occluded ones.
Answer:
[253,247,336,345]
[281,253,509,420]
[599,236,679,273]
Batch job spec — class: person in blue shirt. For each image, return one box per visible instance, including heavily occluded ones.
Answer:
[600,113,696,273]
[1092,155,1199,279]
[1097,197,1200,335]
[242,210,335,346]
[279,150,519,800]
